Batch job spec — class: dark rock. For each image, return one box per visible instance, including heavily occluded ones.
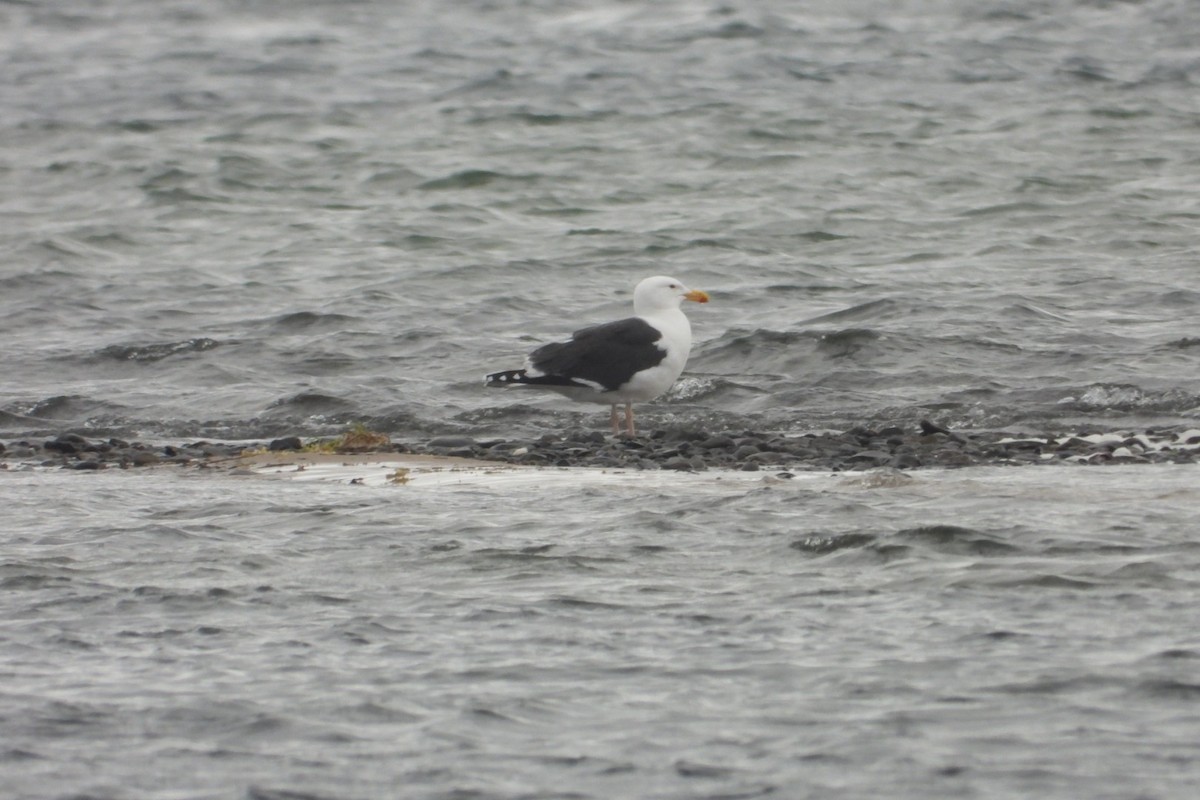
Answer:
[71,460,103,470]
[848,450,892,463]
[130,451,160,467]
[919,419,951,436]
[428,436,477,448]
[662,429,707,443]
[928,450,975,467]
[568,430,606,444]
[268,437,304,452]
[44,437,80,454]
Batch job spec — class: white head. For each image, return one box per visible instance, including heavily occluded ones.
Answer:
[632,275,709,316]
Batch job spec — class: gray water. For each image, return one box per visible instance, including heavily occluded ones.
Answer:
[5,464,1200,799]
[3,0,1199,439]
[3,1,1200,797]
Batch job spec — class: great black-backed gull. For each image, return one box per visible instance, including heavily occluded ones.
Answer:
[484,275,709,436]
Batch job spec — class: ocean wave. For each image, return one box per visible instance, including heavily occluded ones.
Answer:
[264,391,356,414]
[790,532,878,555]
[267,311,360,332]
[800,298,903,325]
[417,169,538,191]
[1057,383,1200,413]
[662,376,766,403]
[0,268,85,291]
[791,524,1020,560]
[893,524,1021,556]
[814,328,882,359]
[695,326,895,373]
[96,338,221,363]
[17,395,128,421]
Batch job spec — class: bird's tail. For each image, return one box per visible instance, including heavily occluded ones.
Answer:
[484,369,529,387]
[484,369,583,389]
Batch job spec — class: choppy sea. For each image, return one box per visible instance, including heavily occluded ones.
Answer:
[2,1,1199,798]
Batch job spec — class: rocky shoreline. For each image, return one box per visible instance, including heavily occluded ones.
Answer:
[3,421,1199,473]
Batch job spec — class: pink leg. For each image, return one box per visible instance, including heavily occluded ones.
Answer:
[624,402,635,437]
[609,404,620,436]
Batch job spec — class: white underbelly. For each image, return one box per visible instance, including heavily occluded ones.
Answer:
[609,347,688,403]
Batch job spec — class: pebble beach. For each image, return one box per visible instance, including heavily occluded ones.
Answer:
[6,422,1200,475]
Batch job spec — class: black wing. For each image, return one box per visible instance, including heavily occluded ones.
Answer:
[528,317,666,391]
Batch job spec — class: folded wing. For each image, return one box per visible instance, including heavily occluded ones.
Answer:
[528,317,666,392]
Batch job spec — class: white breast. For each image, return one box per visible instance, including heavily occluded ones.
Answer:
[613,308,693,402]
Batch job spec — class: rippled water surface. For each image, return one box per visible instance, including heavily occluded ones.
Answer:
[3,0,1200,797]
[5,465,1200,799]
[3,0,1200,438]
